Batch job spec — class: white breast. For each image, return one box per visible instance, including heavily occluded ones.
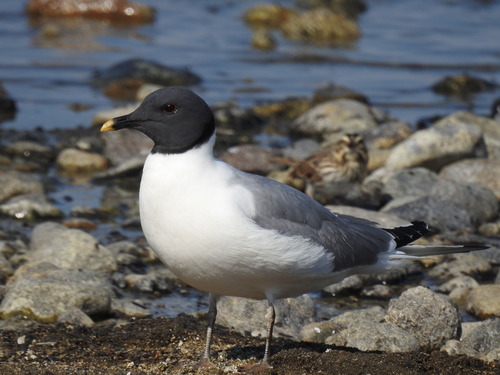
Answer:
[139,141,335,300]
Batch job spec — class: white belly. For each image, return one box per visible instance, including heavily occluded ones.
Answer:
[139,152,334,300]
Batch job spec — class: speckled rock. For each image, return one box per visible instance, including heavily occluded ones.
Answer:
[0,262,113,323]
[439,159,500,200]
[386,112,488,171]
[385,286,460,350]
[29,222,117,274]
[291,99,380,139]
[216,295,315,339]
[26,0,155,23]
[243,4,297,28]
[467,285,500,319]
[0,171,44,202]
[56,148,108,174]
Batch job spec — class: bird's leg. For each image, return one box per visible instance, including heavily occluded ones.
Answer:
[261,303,275,365]
[195,293,217,368]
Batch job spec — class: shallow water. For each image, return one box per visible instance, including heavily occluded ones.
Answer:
[0,0,499,132]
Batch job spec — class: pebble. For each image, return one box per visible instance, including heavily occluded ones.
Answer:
[0,193,62,221]
[427,252,492,280]
[56,148,108,174]
[385,286,460,350]
[386,111,488,170]
[440,159,500,200]
[291,99,380,139]
[0,262,113,323]
[0,171,44,202]
[29,222,117,274]
[466,285,500,319]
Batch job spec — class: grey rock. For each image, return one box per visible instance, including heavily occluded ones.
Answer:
[360,284,394,299]
[0,252,13,283]
[56,148,108,174]
[0,193,62,220]
[291,99,379,138]
[0,171,44,202]
[428,253,492,280]
[0,262,113,322]
[111,298,151,318]
[467,284,500,319]
[30,222,117,274]
[300,306,385,343]
[4,141,54,166]
[442,319,500,362]
[323,274,363,295]
[123,269,174,293]
[57,307,95,327]
[101,127,153,166]
[380,168,440,200]
[325,321,420,353]
[381,178,498,232]
[440,159,500,200]
[385,286,460,350]
[216,295,315,340]
[386,113,487,171]
[437,276,480,293]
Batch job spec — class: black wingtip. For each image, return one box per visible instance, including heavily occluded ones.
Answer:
[383,221,430,248]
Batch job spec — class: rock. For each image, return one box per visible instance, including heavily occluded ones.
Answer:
[56,148,108,174]
[251,29,276,50]
[300,306,385,342]
[325,322,420,353]
[103,78,145,101]
[243,4,297,28]
[4,141,55,168]
[385,286,460,350]
[92,58,201,88]
[0,83,16,123]
[428,253,492,280]
[467,285,500,319]
[123,270,174,293]
[57,307,95,327]
[281,8,360,43]
[219,144,280,175]
[111,298,151,318]
[0,262,113,322]
[386,112,488,171]
[0,252,13,283]
[442,319,500,362]
[296,0,367,19]
[323,274,363,295]
[381,179,498,232]
[0,193,62,220]
[0,171,44,202]
[432,74,496,97]
[312,83,368,105]
[440,159,500,200]
[29,222,117,274]
[360,283,394,299]
[101,127,153,166]
[437,276,479,294]
[216,295,315,339]
[26,0,155,23]
[281,138,321,160]
[291,99,379,138]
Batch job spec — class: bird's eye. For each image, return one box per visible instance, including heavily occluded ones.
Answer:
[162,104,177,113]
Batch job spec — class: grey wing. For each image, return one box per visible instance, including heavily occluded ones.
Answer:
[232,170,395,271]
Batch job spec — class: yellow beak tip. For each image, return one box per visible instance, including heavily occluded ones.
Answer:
[100,119,116,132]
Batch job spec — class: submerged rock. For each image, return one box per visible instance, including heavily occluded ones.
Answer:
[432,73,496,98]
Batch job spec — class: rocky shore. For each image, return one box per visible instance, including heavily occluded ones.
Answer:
[0,1,499,374]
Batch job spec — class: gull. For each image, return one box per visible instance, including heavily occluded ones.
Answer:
[101,86,486,369]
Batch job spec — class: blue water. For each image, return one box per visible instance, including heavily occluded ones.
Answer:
[0,0,499,131]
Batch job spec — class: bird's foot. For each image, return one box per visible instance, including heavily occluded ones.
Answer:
[238,361,272,373]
